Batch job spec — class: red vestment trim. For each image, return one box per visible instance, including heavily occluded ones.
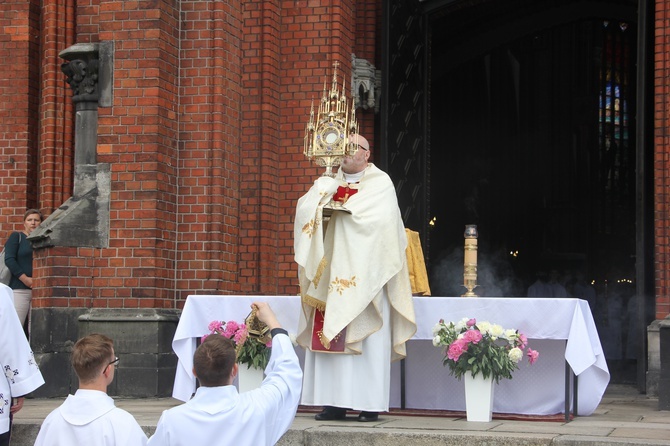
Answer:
[311,308,346,352]
[332,185,358,204]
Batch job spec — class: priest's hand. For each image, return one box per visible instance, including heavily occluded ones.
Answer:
[314,176,339,194]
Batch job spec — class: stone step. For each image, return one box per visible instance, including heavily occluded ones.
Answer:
[10,386,670,446]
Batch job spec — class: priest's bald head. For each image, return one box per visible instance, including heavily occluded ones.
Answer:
[193,334,238,386]
[341,133,370,175]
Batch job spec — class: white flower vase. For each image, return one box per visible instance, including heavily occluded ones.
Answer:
[464,373,495,422]
[238,365,264,393]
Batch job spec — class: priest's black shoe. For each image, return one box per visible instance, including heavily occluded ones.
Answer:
[314,406,347,421]
[357,411,379,422]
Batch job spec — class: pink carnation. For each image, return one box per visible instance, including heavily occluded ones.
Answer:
[527,348,539,365]
[447,339,469,361]
[463,329,482,344]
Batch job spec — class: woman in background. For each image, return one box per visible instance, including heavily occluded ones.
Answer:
[4,209,43,331]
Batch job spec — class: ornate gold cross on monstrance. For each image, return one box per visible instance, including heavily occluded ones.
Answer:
[303,61,359,178]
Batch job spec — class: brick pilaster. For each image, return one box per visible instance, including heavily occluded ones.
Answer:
[175,0,244,299]
[0,0,41,231]
[655,0,670,319]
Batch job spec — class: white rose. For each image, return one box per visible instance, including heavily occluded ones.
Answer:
[432,323,442,335]
[432,335,441,347]
[508,347,523,363]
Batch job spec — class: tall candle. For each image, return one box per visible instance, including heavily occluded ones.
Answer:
[462,225,478,297]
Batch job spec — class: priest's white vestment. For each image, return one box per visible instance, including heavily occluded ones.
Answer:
[0,283,44,435]
[146,332,301,446]
[294,164,417,412]
[33,389,148,446]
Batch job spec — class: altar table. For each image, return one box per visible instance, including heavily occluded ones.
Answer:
[172,296,609,416]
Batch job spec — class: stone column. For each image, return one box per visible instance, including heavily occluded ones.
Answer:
[60,43,100,168]
[29,42,112,250]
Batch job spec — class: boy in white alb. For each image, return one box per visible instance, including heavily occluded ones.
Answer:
[34,333,147,446]
[147,302,302,446]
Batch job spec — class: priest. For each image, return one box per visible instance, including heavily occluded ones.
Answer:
[294,134,417,422]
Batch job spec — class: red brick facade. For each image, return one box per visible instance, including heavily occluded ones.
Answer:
[1,0,669,322]
[1,0,376,310]
[655,0,670,319]
[0,0,41,224]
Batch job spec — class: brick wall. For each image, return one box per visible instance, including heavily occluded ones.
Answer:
[239,0,280,295]
[34,0,184,308]
[174,0,243,298]
[10,0,374,309]
[0,0,41,230]
[39,0,75,213]
[278,0,374,296]
[655,0,670,319]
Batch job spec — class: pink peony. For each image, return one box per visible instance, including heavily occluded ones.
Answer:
[447,338,469,361]
[463,329,482,344]
[518,333,528,349]
[234,325,248,344]
[527,348,539,364]
[208,320,224,333]
[466,318,476,327]
[223,320,238,339]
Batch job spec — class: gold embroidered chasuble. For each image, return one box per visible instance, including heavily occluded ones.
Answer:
[294,164,417,361]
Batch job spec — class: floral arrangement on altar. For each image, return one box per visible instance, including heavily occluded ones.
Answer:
[204,320,271,370]
[432,317,539,383]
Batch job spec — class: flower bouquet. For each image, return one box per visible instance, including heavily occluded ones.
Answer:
[432,317,539,383]
[205,319,271,371]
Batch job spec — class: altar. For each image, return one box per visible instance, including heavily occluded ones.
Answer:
[172,295,609,416]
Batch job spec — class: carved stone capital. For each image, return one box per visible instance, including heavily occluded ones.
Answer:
[60,43,101,104]
[351,54,381,113]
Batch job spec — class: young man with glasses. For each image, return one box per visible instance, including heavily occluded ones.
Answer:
[34,333,147,445]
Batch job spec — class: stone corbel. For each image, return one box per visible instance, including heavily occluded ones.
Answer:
[351,54,381,113]
[29,42,113,249]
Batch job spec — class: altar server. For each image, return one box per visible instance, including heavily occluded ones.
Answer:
[0,283,44,446]
[146,302,302,446]
[34,333,147,446]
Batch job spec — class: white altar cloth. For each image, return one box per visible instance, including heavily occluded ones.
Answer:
[172,296,609,416]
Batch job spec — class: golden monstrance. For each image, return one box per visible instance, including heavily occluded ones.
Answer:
[303,61,359,178]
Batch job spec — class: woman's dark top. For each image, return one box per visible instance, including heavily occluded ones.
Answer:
[4,231,32,290]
